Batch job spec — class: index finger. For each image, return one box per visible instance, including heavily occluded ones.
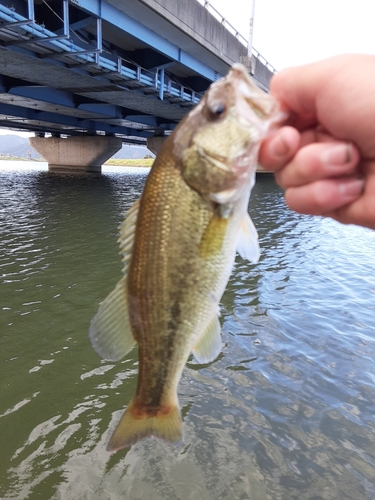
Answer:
[269,61,331,131]
[270,54,375,154]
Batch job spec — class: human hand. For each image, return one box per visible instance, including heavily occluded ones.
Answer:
[259,54,375,229]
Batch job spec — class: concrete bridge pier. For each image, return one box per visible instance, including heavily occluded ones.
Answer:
[29,135,122,174]
[147,136,167,156]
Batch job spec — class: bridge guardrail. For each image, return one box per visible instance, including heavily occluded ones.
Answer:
[197,0,277,75]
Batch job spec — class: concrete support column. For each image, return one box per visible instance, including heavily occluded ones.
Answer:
[29,135,122,174]
[147,136,167,156]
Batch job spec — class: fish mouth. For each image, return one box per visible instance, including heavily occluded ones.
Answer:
[229,64,287,135]
[198,148,256,192]
[202,147,256,176]
[198,147,233,171]
[230,63,278,119]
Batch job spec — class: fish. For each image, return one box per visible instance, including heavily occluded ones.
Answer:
[89,63,280,452]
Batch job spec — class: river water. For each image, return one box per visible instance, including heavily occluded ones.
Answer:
[0,161,374,500]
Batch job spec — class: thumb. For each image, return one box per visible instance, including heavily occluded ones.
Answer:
[259,126,300,171]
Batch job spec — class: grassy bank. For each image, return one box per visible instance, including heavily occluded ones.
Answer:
[0,156,154,167]
[104,158,154,167]
[0,155,44,161]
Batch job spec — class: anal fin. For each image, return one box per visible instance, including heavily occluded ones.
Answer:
[192,314,222,364]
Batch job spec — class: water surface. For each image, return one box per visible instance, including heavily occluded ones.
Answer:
[1,161,375,499]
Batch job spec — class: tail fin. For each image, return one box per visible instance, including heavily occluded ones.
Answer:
[107,400,183,452]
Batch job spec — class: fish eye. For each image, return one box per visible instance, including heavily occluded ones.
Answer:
[208,102,226,118]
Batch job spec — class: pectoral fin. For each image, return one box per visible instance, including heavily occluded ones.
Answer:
[199,215,229,258]
[192,314,222,364]
[89,279,136,361]
[236,213,260,263]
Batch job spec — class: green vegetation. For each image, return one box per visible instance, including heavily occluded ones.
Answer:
[0,155,154,167]
[104,158,154,167]
[0,154,44,161]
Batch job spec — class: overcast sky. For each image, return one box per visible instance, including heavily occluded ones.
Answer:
[210,0,375,70]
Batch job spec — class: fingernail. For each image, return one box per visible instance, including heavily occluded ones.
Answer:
[269,132,289,158]
[321,143,352,166]
[338,178,364,198]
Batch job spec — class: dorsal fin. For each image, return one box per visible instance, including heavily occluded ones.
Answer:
[89,277,136,361]
[118,198,140,273]
[89,199,141,361]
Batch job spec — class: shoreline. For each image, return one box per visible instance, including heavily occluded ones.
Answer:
[0,156,154,167]
[0,157,272,173]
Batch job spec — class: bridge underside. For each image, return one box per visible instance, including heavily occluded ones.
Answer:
[0,0,275,173]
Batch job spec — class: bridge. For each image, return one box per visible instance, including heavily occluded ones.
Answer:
[0,0,276,173]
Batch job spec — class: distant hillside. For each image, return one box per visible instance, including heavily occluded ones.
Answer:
[113,144,154,159]
[0,135,41,159]
[0,134,154,160]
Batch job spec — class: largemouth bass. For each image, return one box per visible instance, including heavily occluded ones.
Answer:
[89,63,280,452]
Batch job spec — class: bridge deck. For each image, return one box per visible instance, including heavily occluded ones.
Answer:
[0,0,275,143]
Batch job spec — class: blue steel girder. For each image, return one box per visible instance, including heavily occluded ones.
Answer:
[0,72,172,132]
[0,100,155,138]
[3,83,120,118]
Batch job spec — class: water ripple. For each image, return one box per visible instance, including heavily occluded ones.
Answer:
[1,166,375,499]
